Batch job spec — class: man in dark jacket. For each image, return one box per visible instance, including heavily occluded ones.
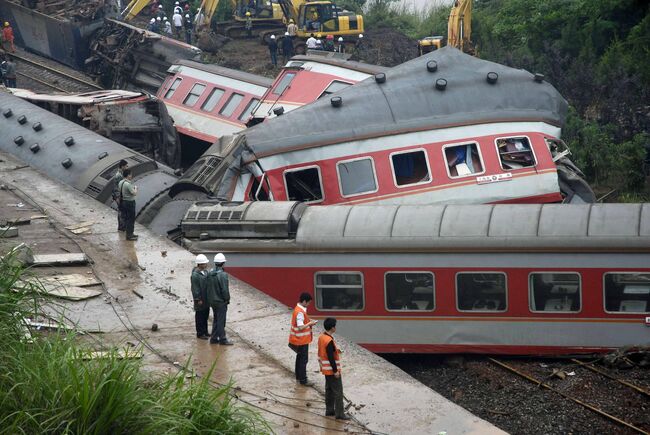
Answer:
[268,34,278,67]
[111,159,128,232]
[206,253,234,345]
[191,254,210,339]
[281,32,294,64]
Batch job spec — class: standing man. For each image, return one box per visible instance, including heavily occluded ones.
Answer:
[111,159,128,232]
[336,37,345,53]
[289,293,318,386]
[268,34,278,67]
[281,32,293,63]
[306,33,317,50]
[1,56,16,88]
[207,253,234,345]
[184,14,193,44]
[191,254,210,339]
[163,17,173,36]
[244,11,253,38]
[118,168,138,241]
[318,318,350,420]
[2,22,15,53]
[173,10,183,39]
[286,19,297,39]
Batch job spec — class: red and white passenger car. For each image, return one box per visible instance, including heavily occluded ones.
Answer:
[183,201,650,355]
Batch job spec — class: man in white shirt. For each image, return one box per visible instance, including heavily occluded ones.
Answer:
[172,12,183,38]
[306,33,317,50]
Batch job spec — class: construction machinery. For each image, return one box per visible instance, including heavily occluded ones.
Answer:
[418,0,473,56]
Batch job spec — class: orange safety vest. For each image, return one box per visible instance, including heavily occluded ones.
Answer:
[289,304,312,345]
[317,332,341,376]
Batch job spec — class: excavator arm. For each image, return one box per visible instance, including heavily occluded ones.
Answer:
[276,0,301,24]
[121,0,153,21]
[447,0,472,52]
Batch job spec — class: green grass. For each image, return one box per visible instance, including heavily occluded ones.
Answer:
[0,251,271,435]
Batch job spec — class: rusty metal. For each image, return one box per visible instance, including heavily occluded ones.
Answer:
[489,358,649,435]
[570,358,650,398]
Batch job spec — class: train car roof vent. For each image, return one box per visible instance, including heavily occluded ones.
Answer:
[30,143,40,153]
[17,115,27,125]
[435,78,447,91]
[374,73,386,84]
[98,152,108,160]
[427,60,438,72]
[331,96,343,108]
[64,136,75,146]
[14,136,24,146]
[273,106,284,116]
[61,158,73,169]
[534,73,545,83]
[3,109,12,118]
[486,72,498,84]
[32,122,43,131]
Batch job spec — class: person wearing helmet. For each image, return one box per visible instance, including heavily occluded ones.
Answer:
[191,254,211,339]
[157,4,165,20]
[324,34,335,52]
[207,253,233,345]
[315,34,323,50]
[336,36,345,53]
[286,18,297,39]
[163,17,173,36]
[245,11,253,38]
[172,10,183,38]
[268,34,278,67]
[354,33,366,59]
[147,18,156,32]
[3,21,16,53]
[154,16,162,34]
[184,13,193,44]
[282,31,294,63]
[173,1,182,15]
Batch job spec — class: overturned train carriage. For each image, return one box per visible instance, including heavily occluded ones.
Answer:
[180,47,595,206]
[183,201,650,355]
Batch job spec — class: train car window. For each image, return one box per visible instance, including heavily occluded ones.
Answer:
[238,98,260,122]
[183,83,206,107]
[164,78,181,99]
[201,88,225,112]
[529,273,581,312]
[385,272,434,311]
[390,149,431,186]
[456,272,507,312]
[284,166,324,203]
[220,93,245,117]
[443,143,485,178]
[604,273,650,313]
[315,272,364,311]
[318,80,352,99]
[272,72,296,95]
[496,136,536,170]
[337,158,378,197]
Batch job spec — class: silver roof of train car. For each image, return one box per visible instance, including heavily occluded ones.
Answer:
[242,46,568,159]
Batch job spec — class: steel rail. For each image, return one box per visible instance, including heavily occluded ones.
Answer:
[15,71,69,93]
[570,358,650,398]
[10,53,103,91]
[488,357,649,435]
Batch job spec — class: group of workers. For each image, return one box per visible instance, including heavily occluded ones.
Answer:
[190,255,350,420]
[147,1,194,44]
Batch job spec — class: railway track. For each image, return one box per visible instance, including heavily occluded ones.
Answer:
[489,357,650,434]
[10,53,103,94]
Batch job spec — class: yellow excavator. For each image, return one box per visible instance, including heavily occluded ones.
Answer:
[418,0,474,56]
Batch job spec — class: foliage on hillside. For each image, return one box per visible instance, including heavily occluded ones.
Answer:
[362,0,649,198]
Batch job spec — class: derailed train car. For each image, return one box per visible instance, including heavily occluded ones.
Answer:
[182,201,650,355]
[177,47,595,207]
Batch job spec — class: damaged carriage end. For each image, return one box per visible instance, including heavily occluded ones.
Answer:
[545,138,596,203]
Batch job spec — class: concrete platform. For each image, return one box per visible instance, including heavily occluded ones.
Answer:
[0,151,504,434]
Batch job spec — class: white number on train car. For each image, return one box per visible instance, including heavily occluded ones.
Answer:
[476,173,512,185]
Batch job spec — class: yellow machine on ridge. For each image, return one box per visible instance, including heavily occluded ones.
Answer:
[418,0,474,56]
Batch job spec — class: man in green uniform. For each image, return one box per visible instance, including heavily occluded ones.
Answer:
[118,168,138,240]
[206,253,234,345]
[112,159,128,232]
[191,254,210,339]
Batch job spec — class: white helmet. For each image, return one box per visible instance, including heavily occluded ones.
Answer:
[150,18,155,23]
[196,254,209,264]
[270,35,276,39]
[164,16,168,21]
[185,14,190,17]
[158,4,162,7]
[358,33,363,38]
[214,253,227,263]
[284,31,289,36]
[338,37,343,42]
[175,1,179,4]
[156,16,161,20]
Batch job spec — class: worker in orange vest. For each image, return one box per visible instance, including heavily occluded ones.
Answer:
[289,292,318,386]
[318,317,350,420]
[2,22,16,53]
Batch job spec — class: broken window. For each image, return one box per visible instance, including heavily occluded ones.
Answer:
[529,273,581,312]
[391,149,431,186]
[284,166,323,202]
[238,98,260,122]
[219,93,244,117]
[318,80,352,99]
[337,158,377,197]
[385,272,434,311]
[164,78,181,99]
[272,72,296,95]
[315,273,364,311]
[444,143,484,178]
[183,83,206,107]
[604,273,650,313]
[201,87,225,112]
[456,272,507,311]
[496,136,536,170]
